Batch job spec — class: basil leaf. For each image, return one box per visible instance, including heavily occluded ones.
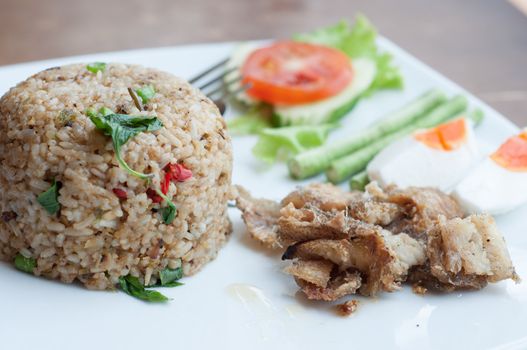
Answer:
[136,289,169,302]
[154,188,177,224]
[37,179,60,215]
[86,62,106,73]
[118,275,169,303]
[135,85,156,104]
[98,107,114,117]
[160,281,184,287]
[88,113,163,180]
[161,204,176,224]
[149,267,184,288]
[160,267,183,286]
[14,253,36,274]
[90,113,163,141]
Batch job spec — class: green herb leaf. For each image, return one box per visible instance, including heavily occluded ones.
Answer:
[88,113,163,180]
[98,107,114,116]
[155,188,177,224]
[86,62,107,74]
[14,253,36,274]
[159,267,183,286]
[294,15,403,95]
[37,179,61,215]
[135,85,156,104]
[252,124,337,163]
[85,108,97,118]
[161,205,176,224]
[160,280,184,287]
[118,275,169,303]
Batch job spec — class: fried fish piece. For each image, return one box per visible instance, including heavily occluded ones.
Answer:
[282,183,362,211]
[235,183,519,306]
[470,214,519,283]
[282,217,426,297]
[409,214,519,291]
[349,199,404,226]
[278,203,351,243]
[383,185,465,240]
[380,229,427,281]
[282,239,357,269]
[336,299,360,316]
[283,259,334,288]
[234,185,282,248]
[295,271,362,301]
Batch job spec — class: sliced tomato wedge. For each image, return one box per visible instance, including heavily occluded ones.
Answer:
[414,118,468,151]
[491,131,527,172]
[241,41,353,105]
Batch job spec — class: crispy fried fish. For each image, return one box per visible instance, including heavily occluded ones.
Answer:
[409,214,519,291]
[235,182,518,302]
[234,185,282,248]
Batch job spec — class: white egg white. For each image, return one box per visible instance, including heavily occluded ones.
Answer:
[367,119,480,192]
[453,158,527,215]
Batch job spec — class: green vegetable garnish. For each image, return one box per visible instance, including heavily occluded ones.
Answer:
[161,205,176,224]
[326,95,468,183]
[367,51,404,95]
[252,124,337,163]
[350,170,370,191]
[158,267,184,287]
[98,107,114,117]
[14,253,36,274]
[86,62,107,74]
[294,15,403,95]
[155,189,177,224]
[37,179,61,215]
[88,113,163,180]
[288,89,446,179]
[226,105,272,136]
[118,275,169,303]
[135,85,156,104]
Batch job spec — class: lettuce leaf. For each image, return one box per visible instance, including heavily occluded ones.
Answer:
[227,106,272,136]
[252,124,337,163]
[294,15,403,95]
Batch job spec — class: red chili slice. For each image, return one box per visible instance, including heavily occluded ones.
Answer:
[165,163,192,182]
[112,188,128,200]
[146,188,163,203]
[161,172,171,195]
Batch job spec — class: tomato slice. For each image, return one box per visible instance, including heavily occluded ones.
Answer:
[241,41,353,105]
[414,118,467,151]
[491,131,527,172]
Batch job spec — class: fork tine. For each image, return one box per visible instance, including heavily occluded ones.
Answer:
[188,57,230,84]
[197,66,238,90]
[204,74,243,97]
[188,57,249,115]
[210,81,252,101]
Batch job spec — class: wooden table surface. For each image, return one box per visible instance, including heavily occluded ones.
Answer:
[1,0,526,125]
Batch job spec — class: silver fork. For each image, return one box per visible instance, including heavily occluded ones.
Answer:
[188,57,250,115]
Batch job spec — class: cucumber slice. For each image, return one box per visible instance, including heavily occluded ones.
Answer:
[274,58,377,126]
[225,43,259,106]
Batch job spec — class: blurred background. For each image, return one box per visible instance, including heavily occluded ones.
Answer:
[1,0,526,124]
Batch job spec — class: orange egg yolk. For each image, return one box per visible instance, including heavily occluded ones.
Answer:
[414,118,467,151]
[490,131,527,172]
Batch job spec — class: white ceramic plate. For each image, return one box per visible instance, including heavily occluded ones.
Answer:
[0,39,525,350]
